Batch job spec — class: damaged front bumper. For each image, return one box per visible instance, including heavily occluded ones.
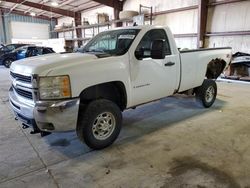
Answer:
[9,86,80,132]
[34,98,80,132]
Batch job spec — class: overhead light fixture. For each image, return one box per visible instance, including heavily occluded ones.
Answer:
[51,1,58,6]
[30,12,36,16]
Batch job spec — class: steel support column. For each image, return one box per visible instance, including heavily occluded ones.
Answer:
[113,1,123,27]
[75,12,82,47]
[197,0,209,48]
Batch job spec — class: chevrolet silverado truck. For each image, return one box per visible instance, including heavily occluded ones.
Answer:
[9,25,232,149]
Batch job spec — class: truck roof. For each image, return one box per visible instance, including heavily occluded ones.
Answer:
[108,25,169,31]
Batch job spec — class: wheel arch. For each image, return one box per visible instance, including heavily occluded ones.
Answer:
[79,81,127,111]
[206,58,227,79]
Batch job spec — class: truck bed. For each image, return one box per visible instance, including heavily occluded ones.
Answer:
[178,47,232,92]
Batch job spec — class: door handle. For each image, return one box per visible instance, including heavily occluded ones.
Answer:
[164,62,175,66]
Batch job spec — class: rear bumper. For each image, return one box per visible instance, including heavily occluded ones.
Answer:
[9,86,80,132]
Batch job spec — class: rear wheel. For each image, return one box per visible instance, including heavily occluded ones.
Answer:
[195,79,217,108]
[77,99,122,150]
[3,58,14,68]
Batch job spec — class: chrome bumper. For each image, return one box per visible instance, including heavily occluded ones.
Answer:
[34,98,80,132]
[9,87,35,124]
[9,87,80,132]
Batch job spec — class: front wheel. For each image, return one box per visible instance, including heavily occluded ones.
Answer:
[77,99,122,150]
[195,79,217,108]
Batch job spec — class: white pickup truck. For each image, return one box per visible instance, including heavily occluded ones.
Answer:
[9,25,232,149]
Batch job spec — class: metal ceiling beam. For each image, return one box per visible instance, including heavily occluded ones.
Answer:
[153,5,198,16]
[208,0,249,6]
[91,0,123,10]
[72,1,99,11]
[37,0,76,16]
[77,4,103,12]
[5,0,30,16]
[3,0,76,17]
[206,31,250,37]
[0,6,56,20]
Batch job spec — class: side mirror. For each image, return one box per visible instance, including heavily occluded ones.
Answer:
[151,39,166,59]
[135,48,144,60]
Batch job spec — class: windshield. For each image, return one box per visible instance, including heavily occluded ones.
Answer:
[83,29,140,56]
[0,46,9,52]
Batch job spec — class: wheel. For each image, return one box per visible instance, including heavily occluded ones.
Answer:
[77,99,122,150]
[3,58,14,68]
[195,79,217,108]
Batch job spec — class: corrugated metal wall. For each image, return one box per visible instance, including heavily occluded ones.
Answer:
[123,0,250,53]
[1,13,56,44]
[206,1,250,53]
[123,0,198,50]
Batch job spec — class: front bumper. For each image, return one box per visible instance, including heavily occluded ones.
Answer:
[9,87,80,132]
[9,86,35,124]
[34,98,80,132]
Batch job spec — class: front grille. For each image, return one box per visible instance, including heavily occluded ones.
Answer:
[10,71,32,83]
[10,100,20,110]
[13,86,33,100]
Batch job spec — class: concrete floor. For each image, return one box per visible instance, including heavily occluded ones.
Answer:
[0,66,250,188]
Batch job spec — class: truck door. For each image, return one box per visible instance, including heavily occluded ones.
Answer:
[130,29,178,106]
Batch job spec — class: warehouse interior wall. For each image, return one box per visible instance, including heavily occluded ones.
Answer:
[81,6,114,25]
[123,0,250,53]
[206,0,250,53]
[10,21,50,40]
[123,0,198,12]
[154,9,198,49]
[1,13,56,44]
[123,0,198,50]
[57,6,113,40]
[81,6,114,38]
[57,16,75,40]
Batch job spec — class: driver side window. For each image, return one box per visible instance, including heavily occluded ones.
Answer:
[135,29,171,59]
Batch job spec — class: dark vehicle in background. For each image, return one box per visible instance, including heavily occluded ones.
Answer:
[0,43,27,56]
[0,45,55,68]
[0,43,28,53]
[0,44,28,67]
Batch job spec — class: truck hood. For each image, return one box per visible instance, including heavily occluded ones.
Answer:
[10,53,98,76]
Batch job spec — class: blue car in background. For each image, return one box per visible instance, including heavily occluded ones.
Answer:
[0,43,28,66]
[0,45,55,68]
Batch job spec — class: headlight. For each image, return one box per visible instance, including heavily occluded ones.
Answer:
[39,75,71,100]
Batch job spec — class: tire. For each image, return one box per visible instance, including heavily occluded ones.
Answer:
[3,58,14,68]
[195,79,217,108]
[77,99,122,150]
